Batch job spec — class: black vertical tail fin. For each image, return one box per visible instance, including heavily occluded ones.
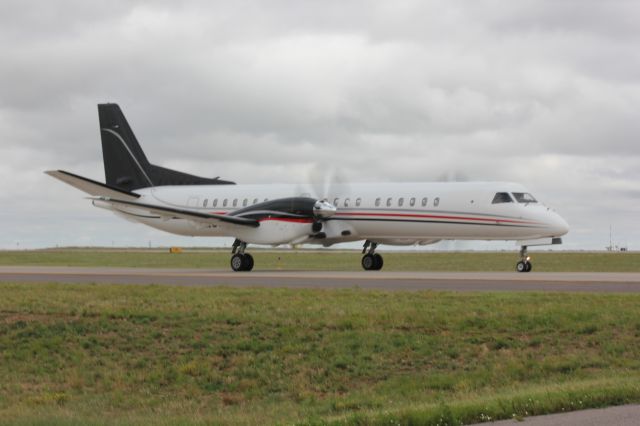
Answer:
[98,103,234,191]
[99,103,154,190]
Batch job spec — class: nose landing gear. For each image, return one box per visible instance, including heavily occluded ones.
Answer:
[361,240,383,271]
[516,245,532,273]
[230,239,254,272]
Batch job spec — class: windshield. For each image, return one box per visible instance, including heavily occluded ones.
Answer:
[492,192,514,204]
[512,192,537,203]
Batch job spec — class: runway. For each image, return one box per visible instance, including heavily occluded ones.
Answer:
[1,266,640,292]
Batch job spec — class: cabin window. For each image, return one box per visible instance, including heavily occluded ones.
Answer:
[243,199,248,207]
[232,199,238,207]
[334,198,340,206]
[375,197,381,207]
[434,197,440,207]
[492,192,514,204]
[386,197,392,207]
[398,197,404,207]
[512,192,537,203]
[253,198,258,205]
[356,197,362,207]
[223,199,228,207]
[421,197,428,207]
[264,198,268,203]
[203,199,208,208]
[344,198,350,207]
[213,199,218,207]
[410,197,416,207]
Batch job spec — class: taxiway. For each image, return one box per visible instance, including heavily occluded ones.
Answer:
[1,266,640,292]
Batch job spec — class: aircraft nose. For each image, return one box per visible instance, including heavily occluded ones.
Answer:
[551,212,569,236]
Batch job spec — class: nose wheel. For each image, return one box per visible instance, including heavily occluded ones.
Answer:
[361,240,383,271]
[516,246,532,273]
[230,239,254,272]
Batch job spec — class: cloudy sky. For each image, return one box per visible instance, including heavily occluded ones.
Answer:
[1,0,638,251]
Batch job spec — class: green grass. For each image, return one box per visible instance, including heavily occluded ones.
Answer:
[1,249,639,272]
[2,283,640,424]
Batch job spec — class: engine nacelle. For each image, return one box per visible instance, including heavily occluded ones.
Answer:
[233,219,314,245]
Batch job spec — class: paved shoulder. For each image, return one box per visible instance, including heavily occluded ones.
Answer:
[472,404,640,426]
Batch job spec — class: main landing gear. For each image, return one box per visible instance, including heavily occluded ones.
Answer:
[516,245,532,273]
[230,239,254,272]
[361,240,383,271]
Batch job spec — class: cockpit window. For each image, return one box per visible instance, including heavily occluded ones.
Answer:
[492,192,514,204]
[512,192,537,203]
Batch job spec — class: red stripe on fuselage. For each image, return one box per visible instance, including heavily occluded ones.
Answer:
[334,211,541,225]
[258,218,314,223]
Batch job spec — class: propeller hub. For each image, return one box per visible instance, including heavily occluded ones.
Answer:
[313,200,337,218]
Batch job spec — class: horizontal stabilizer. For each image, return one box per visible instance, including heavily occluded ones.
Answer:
[45,170,140,200]
[96,197,260,228]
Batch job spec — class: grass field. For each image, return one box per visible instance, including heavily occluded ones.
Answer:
[2,283,640,425]
[0,249,639,272]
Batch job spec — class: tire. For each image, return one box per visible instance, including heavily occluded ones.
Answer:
[231,254,245,272]
[362,254,375,270]
[516,261,527,273]
[525,262,532,272]
[373,253,384,270]
[243,253,254,271]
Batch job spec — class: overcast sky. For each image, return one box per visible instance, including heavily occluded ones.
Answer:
[1,0,638,251]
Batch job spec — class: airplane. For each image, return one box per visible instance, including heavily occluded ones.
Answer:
[47,103,569,272]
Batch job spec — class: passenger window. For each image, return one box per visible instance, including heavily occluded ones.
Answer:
[233,199,238,207]
[264,198,268,202]
[242,199,247,207]
[344,198,350,207]
[333,198,340,206]
[421,197,428,207]
[386,198,392,207]
[253,198,258,205]
[398,197,404,207]
[410,197,416,207]
[492,192,514,204]
[375,197,381,207]
[356,197,362,207]
[213,199,218,207]
[203,199,208,208]
[512,192,537,203]
[223,199,228,207]
[434,197,440,207]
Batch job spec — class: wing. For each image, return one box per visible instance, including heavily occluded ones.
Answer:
[95,197,259,228]
[46,170,140,201]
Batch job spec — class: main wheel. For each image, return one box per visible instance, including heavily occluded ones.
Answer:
[373,253,384,270]
[516,261,527,273]
[525,262,532,272]
[231,254,245,271]
[362,254,375,270]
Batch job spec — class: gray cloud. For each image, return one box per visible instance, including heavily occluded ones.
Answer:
[1,0,638,250]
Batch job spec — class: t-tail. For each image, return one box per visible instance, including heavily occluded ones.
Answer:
[98,103,234,191]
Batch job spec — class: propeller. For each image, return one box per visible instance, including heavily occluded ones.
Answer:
[437,171,469,182]
[297,164,350,235]
[306,164,350,202]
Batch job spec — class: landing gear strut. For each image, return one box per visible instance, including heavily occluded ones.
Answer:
[361,240,383,271]
[516,245,532,273]
[230,239,254,272]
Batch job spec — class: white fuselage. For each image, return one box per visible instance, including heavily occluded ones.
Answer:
[99,181,569,247]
